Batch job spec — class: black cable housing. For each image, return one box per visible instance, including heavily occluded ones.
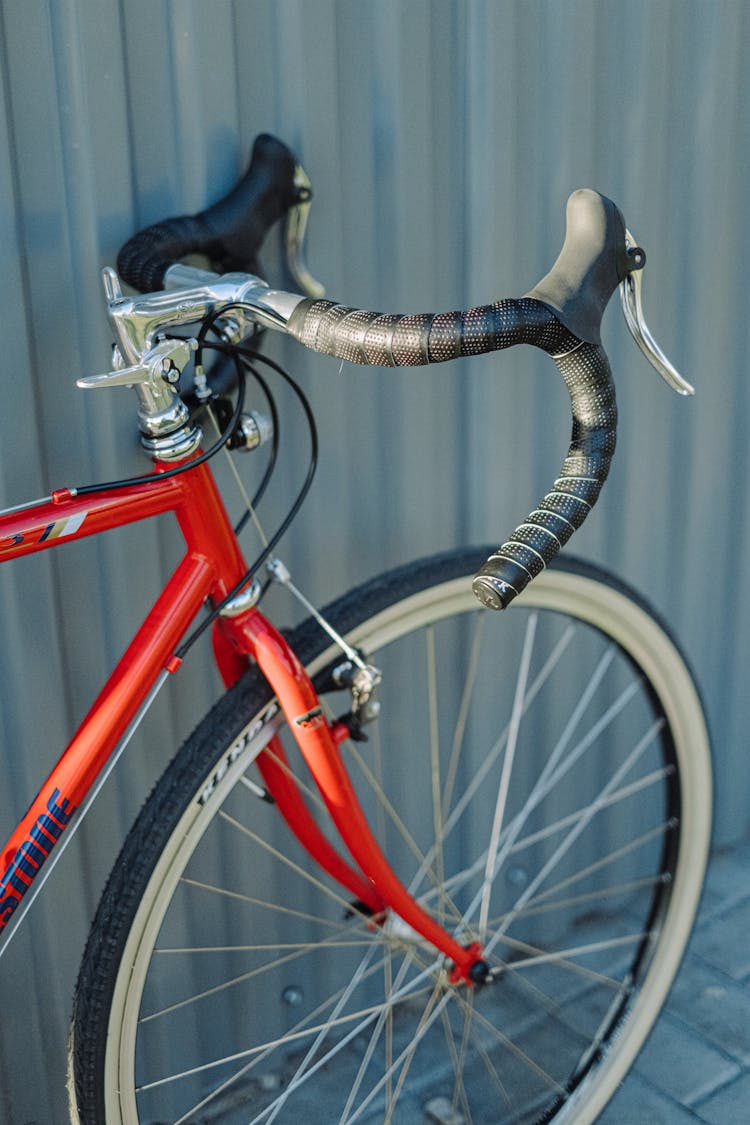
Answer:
[174,342,319,660]
[70,300,319,662]
[74,351,247,496]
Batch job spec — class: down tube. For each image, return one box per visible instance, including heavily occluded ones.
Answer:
[0,551,214,952]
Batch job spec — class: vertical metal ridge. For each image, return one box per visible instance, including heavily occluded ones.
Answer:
[0,5,745,1121]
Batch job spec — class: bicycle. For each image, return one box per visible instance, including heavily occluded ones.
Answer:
[0,134,711,1124]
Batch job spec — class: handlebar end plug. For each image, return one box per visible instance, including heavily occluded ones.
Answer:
[472,574,513,611]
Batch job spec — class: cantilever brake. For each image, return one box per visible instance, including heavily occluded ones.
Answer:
[620,229,694,395]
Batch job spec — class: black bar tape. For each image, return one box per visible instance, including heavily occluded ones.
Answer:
[117,215,210,294]
[472,340,616,609]
[287,295,616,610]
[117,134,300,293]
[287,296,556,366]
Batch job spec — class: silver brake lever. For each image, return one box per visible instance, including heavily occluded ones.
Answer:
[620,229,694,396]
[282,164,326,300]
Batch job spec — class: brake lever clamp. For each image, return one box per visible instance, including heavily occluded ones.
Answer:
[620,230,694,395]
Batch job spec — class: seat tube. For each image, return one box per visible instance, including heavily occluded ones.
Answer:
[218,607,484,983]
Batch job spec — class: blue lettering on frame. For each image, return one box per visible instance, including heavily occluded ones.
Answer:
[0,787,78,929]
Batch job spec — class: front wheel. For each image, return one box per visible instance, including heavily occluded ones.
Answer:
[69,550,712,1125]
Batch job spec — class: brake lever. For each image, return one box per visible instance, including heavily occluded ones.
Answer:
[620,229,694,395]
[282,163,326,300]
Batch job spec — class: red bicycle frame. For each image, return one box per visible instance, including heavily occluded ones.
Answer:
[0,460,483,981]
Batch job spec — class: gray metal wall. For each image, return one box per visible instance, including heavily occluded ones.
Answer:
[0,1,746,1120]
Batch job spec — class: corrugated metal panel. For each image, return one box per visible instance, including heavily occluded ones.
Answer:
[0,1,745,1119]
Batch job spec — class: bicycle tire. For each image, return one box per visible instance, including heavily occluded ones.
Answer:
[69,549,712,1125]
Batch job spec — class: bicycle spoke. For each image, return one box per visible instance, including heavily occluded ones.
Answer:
[179,876,348,930]
[439,990,475,1125]
[154,937,375,955]
[441,612,487,821]
[499,931,648,976]
[157,957,436,1105]
[485,936,610,1051]
[250,958,442,1125]
[386,988,445,1124]
[261,940,386,1125]
[257,942,447,1124]
[458,677,652,935]
[408,622,577,903]
[476,644,619,910]
[367,701,389,843]
[146,895,376,1023]
[417,764,670,919]
[148,1000,387,1094]
[383,950,394,1115]
[426,626,448,920]
[460,1019,515,1120]
[479,612,537,938]
[450,986,567,1096]
[338,949,414,1122]
[485,718,666,956]
[174,946,444,1125]
[218,809,365,918]
[508,766,672,854]
[345,743,437,884]
[171,1005,386,1125]
[482,873,666,926]
[344,740,465,927]
[521,820,673,908]
[79,557,709,1125]
[537,679,644,800]
[349,979,449,1125]
[142,932,357,1023]
[251,741,329,815]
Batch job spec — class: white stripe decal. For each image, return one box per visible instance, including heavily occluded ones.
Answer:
[59,511,87,537]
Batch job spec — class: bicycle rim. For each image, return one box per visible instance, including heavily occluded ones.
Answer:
[70,551,711,1125]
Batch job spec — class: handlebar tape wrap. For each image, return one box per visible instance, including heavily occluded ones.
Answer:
[117,134,300,293]
[287,296,616,608]
[115,155,631,611]
[286,188,636,609]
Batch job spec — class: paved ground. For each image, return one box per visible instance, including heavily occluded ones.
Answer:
[599,833,750,1123]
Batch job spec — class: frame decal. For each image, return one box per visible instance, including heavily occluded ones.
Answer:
[198,702,280,805]
[38,511,88,542]
[294,706,324,730]
[0,788,77,929]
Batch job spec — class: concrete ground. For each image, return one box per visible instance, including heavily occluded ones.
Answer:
[599,834,750,1123]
